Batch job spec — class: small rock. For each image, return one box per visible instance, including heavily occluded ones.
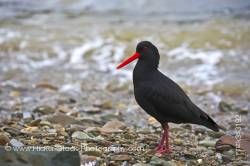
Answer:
[173,139,182,146]
[207,131,224,138]
[47,129,57,133]
[93,100,113,109]
[216,144,233,152]
[133,164,151,166]
[40,120,52,126]
[198,139,217,147]
[11,112,23,120]
[21,127,39,134]
[34,82,58,91]
[222,154,233,163]
[29,119,42,126]
[47,112,78,126]
[215,153,223,163]
[184,152,196,159]
[150,156,176,166]
[194,128,207,135]
[71,131,104,141]
[111,154,131,161]
[100,120,126,134]
[0,133,10,145]
[22,111,33,122]
[2,127,22,136]
[84,150,102,157]
[197,159,203,164]
[10,139,24,147]
[83,106,101,114]
[33,106,55,115]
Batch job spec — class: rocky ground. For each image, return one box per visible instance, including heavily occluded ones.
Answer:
[0,1,250,165]
[0,81,249,166]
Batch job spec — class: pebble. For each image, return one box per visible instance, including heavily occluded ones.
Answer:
[21,126,39,134]
[0,133,10,145]
[173,139,182,146]
[33,106,55,115]
[207,131,224,138]
[40,120,52,126]
[93,100,113,109]
[34,82,58,91]
[2,127,22,136]
[71,131,104,141]
[84,150,103,157]
[100,120,126,134]
[83,106,101,114]
[111,154,131,161]
[22,111,33,122]
[47,112,78,126]
[10,139,24,147]
[150,156,176,166]
[29,119,41,126]
[198,139,217,147]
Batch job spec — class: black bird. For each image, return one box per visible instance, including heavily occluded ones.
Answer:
[117,41,224,154]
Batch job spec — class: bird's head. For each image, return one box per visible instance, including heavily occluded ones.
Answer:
[116,41,160,69]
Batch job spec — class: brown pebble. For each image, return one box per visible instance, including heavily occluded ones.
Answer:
[111,154,131,161]
[0,133,10,145]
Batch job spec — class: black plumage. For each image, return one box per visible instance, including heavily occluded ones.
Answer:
[117,41,223,154]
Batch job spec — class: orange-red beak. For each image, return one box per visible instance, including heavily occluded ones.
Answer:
[116,52,140,69]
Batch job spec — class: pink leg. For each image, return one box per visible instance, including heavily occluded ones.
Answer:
[155,123,172,154]
[155,129,167,151]
[164,124,172,153]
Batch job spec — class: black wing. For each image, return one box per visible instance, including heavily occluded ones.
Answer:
[136,72,220,131]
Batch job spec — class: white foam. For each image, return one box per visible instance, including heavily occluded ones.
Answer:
[168,44,222,65]
[168,45,223,85]
[70,38,103,64]
[0,29,20,44]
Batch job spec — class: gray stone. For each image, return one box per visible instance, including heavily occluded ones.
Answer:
[0,147,80,166]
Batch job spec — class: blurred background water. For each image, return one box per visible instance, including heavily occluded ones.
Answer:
[0,0,250,129]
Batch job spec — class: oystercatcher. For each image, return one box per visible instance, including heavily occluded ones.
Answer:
[117,41,223,154]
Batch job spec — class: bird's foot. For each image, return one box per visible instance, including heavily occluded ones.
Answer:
[155,145,172,154]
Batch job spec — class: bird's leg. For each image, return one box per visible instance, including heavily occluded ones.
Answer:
[155,129,167,151]
[155,123,172,154]
[164,123,172,153]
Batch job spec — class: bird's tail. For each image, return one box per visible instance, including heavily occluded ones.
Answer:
[199,112,226,132]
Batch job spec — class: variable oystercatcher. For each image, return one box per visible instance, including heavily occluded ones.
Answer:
[117,41,224,154]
